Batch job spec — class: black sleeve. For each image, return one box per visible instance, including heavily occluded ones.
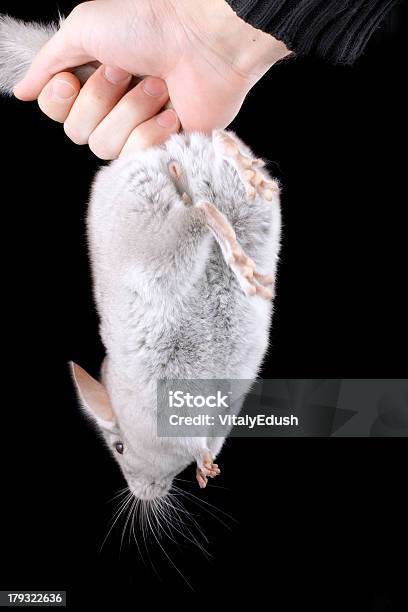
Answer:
[226,0,400,64]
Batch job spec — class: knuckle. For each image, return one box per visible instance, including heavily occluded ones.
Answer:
[119,95,138,115]
[68,1,93,20]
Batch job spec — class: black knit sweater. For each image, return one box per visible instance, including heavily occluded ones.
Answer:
[226,0,400,63]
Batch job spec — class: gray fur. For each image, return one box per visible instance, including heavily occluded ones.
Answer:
[0,14,95,94]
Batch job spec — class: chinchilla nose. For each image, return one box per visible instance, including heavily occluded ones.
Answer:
[130,479,171,500]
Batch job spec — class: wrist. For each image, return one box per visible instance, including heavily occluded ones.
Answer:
[175,0,291,81]
[220,1,291,77]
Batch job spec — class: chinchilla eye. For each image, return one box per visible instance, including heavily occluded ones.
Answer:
[114,441,124,454]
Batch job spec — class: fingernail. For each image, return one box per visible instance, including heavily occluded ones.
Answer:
[49,79,76,101]
[156,109,178,128]
[104,66,131,85]
[143,78,166,97]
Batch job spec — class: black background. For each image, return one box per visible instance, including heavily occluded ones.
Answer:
[0,1,406,608]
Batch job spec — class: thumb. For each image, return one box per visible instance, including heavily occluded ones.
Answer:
[13,8,95,101]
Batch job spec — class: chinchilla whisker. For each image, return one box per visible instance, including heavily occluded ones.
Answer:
[156,499,180,534]
[178,496,233,530]
[166,493,210,549]
[151,500,179,546]
[163,491,199,527]
[171,485,236,529]
[106,491,133,527]
[127,498,139,548]
[154,497,209,557]
[157,497,191,539]
[139,502,149,557]
[161,493,200,521]
[174,476,231,491]
[136,501,161,580]
[141,502,149,546]
[130,500,145,562]
[132,501,161,579]
[159,493,211,557]
[111,492,134,525]
[120,496,137,552]
[137,500,166,578]
[139,503,152,561]
[206,482,230,490]
[144,500,194,592]
[140,501,159,566]
[153,498,173,532]
[107,493,134,537]
[149,500,164,539]
[150,499,174,544]
[99,491,134,552]
[172,483,235,520]
[106,486,131,504]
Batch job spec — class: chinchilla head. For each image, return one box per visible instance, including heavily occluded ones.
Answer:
[70,362,185,500]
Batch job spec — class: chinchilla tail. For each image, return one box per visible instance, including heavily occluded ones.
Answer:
[0,15,58,95]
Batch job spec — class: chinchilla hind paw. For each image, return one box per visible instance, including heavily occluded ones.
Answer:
[197,201,275,300]
[213,130,280,201]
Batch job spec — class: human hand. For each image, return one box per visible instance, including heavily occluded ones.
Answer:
[14,0,290,159]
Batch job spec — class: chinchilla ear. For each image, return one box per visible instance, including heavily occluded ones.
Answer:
[70,362,117,431]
